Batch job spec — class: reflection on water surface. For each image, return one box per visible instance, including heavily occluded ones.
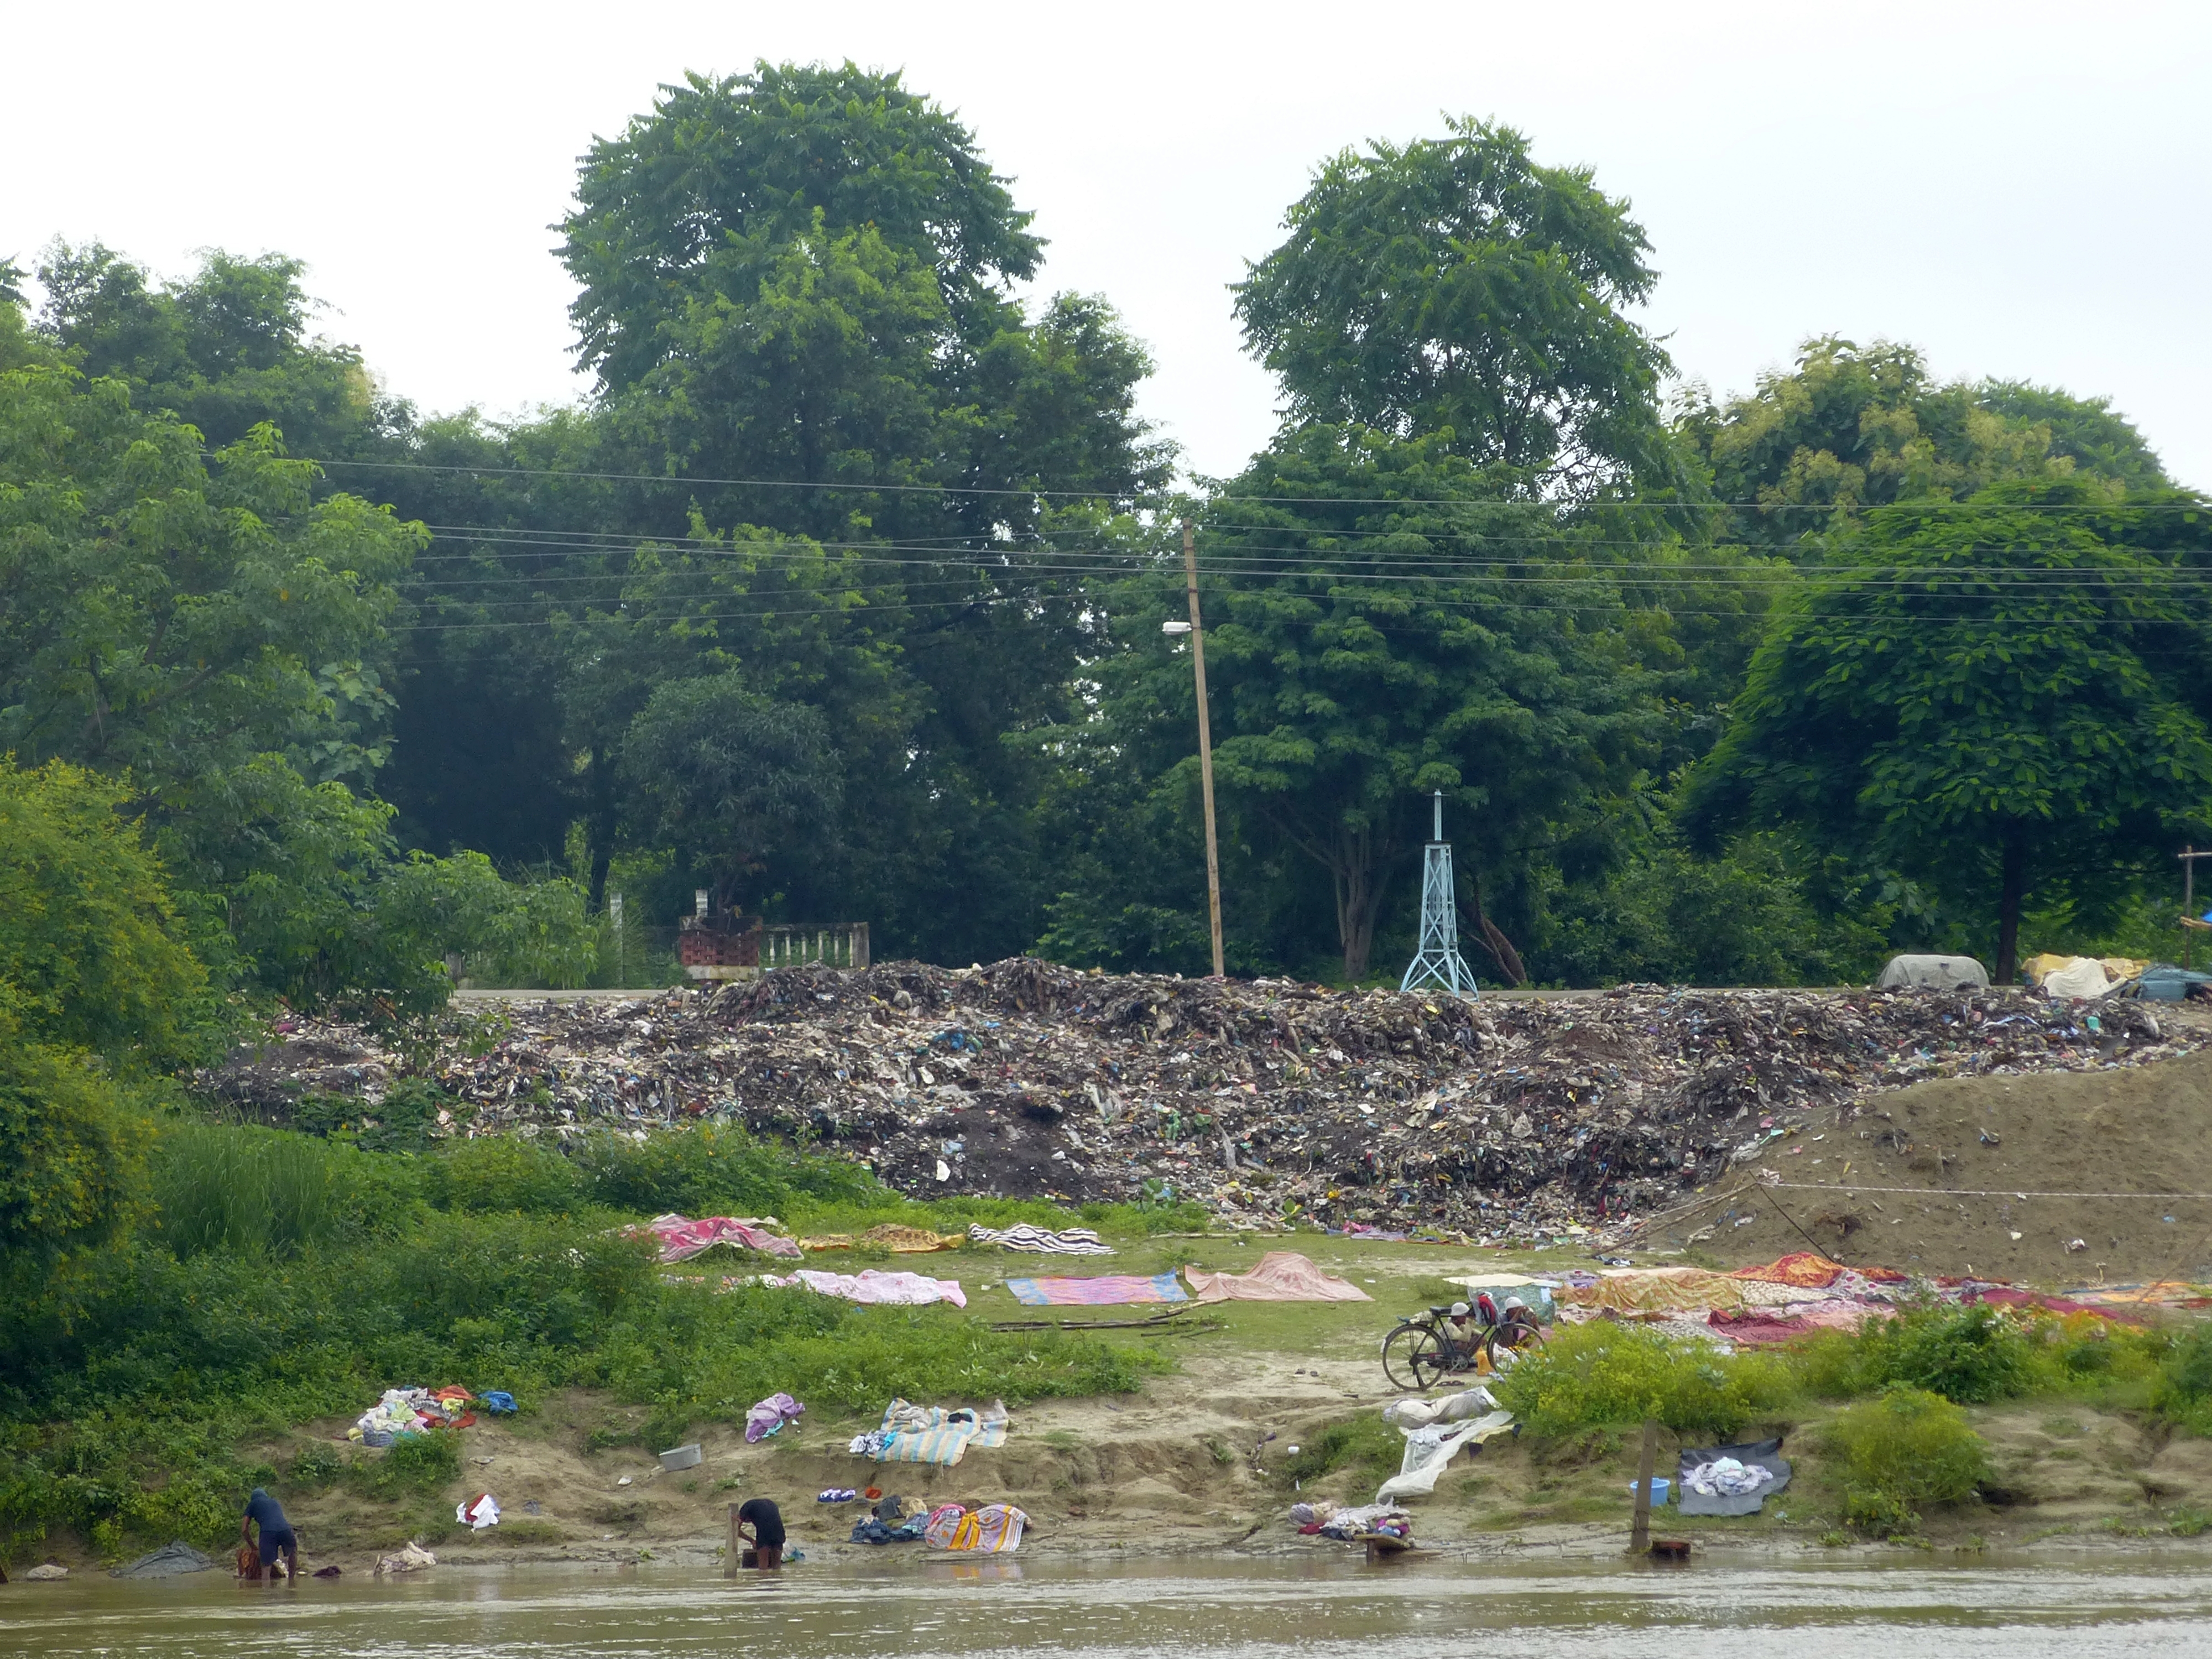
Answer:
[2,1553,2207,1657]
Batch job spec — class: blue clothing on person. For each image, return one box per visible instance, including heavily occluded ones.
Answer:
[244,1487,296,1565]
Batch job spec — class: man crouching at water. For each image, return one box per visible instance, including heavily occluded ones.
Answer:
[735,1497,784,1569]
[242,1487,299,1581]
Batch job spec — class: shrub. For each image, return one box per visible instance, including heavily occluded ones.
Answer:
[429,1134,583,1215]
[0,1039,148,1260]
[1281,1415,1404,1488]
[349,1430,461,1497]
[1492,1319,1794,1439]
[1849,1306,2036,1405]
[1828,1387,1987,1535]
[572,1123,877,1217]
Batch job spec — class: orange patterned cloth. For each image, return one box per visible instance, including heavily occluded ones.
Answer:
[1729,1252,1903,1288]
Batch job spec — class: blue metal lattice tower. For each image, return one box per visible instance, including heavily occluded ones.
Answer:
[1399,791,1479,999]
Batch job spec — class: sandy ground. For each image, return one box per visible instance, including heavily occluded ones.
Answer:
[1644,1031,2212,1285]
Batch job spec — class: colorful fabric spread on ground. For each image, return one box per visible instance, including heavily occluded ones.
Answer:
[761,1268,967,1307]
[639,1214,802,1261]
[1731,1252,1907,1288]
[1005,1272,1187,1306]
[922,1502,1028,1552]
[848,1399,1009,1466]
[799,1224,965,1253]
[746,1392,805,1443]
[1183,1250,1373,1303]
[1310,1502,1410,1540]
[969,1222,1115,1255]
[350,1386,476,1446]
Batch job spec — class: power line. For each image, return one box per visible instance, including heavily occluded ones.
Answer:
[299,453,2212,513]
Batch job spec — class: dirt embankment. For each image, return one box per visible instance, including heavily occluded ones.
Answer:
[1658,1037,2212,1285]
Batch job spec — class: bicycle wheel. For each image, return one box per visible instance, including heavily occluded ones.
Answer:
[1483,1317,1547,1374]
[1381,1323,1451,1391]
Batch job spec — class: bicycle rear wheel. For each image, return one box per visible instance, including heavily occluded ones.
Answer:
[1381,1323,1451,1391]
[1483,1316,1547,1374]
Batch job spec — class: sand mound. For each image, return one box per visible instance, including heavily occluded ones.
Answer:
[1665,1046,2212,1285]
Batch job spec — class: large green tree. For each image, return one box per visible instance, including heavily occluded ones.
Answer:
[1232,117,1677,496]
[382,62,1168,964]
[1074,429,1671,982]
[1677,338,2173,556]
[1683,479,2212,981]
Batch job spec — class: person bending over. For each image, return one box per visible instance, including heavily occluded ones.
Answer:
[242,1486,299,1581]
[735,1497,785,1569]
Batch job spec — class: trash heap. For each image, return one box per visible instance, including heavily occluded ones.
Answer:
[193,958,2203,1244]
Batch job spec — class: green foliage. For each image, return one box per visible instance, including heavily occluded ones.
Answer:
[2151,1322,2212,1433]
[1828,1387,1987,1535]
[569,1123,880,1218]
[35,242,383,456]
[0,759,213,1071]
[1233,117,1674,493]
[427,1133,584,1215]
[1542,826,1888,987]
[1676,338,2169,558]
[1280,1414,1405,1488]
[149,1121,348,1259]
[619,675,842,912]
[1684,478,2212,979]
[1490,1319,1793,1439]
[0,1040,147,1261]
[1849,1305,2037,1405]
[349,1430,461,1497]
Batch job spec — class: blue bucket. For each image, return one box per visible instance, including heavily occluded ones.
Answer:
[1630,1477,1671,1506]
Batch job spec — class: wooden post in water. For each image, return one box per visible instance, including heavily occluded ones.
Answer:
[1630,1418,1657,1554]
[726,1503,741,1578]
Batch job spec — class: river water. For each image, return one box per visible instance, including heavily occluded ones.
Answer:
[2,1554,2205,1657]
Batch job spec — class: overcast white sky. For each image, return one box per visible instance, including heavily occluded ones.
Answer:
[6,1,2207,487]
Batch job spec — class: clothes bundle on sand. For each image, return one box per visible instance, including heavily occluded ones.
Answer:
[746,1392,805,1443]
[801,1224,965,1254]
[923,1502,1028,1552]
[639,1213,802,1260]
[969,1222,1114,1255]
[1312,1503,1410,1540]
[1676,1438,1791,1516]
[761,1267,967,1307]
[351,1386,475,1445]
[1183,1250,1371,1303]
[1375,1411,1517,1503]
[849,1399,1010,1465]
[455,1493,500,1530]
[375,1542,437,1575]
[1383,1386,1498,1430]
[1006,1272,1186,1306]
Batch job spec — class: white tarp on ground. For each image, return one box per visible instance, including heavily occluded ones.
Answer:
[1382,1386,1498,1430]
[1375,1410,1516,1503]
[1876,954,1989,990]
[2042,957,2119,1000]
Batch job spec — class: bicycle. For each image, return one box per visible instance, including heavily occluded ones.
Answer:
[1379,1302,1546,1391]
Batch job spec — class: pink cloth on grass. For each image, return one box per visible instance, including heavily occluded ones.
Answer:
[1182,1250,1373,1303]
[640,1214,802,1260]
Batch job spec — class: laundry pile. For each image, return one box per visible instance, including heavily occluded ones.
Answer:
[350,1386,476,1446]
[636,1213,802,1261]
[194,958,2201,1243]
[922,1502,1028,1552]
[745,1392,805,1443]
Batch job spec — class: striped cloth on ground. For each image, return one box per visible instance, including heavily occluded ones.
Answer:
[968,1222,1114,1256]
[853,1399,1010,1466]
[1005,1272,1188,1307]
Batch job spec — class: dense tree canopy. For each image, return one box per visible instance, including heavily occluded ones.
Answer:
[1684,480,2212,980]
[6,76,2199,1001]
[1677,338,2172,556]
[1234,118,1676,495]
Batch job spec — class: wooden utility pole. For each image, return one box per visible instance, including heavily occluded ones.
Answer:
[725,1503,742,1578]
[1629,1418,1657,1554]
[1183,518,1225,979]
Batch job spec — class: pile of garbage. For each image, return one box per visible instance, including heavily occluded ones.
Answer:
[193,958,2204,1244]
